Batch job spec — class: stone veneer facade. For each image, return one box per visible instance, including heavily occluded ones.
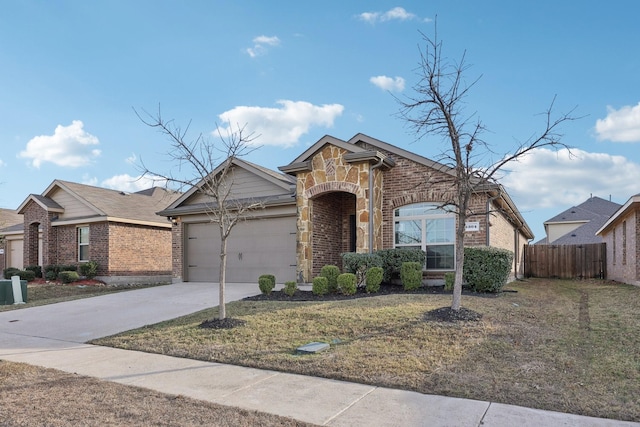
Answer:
[295,145,384,281]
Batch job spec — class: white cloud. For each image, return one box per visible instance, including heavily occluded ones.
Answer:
[500,147,640,210]
[18,120,101,168]
[217,100,344,147]
[246,35,281,58]
[81,174,98,187]
[358,7,427,24]
[125,153,137,165]
[0,158,5,167]
[595,102,640,142]
[100,174,167,193]
[370,75,405,92]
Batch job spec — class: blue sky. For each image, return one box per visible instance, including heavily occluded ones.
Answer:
[2,1,640,241]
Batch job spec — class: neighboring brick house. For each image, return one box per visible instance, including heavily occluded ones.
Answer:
[536,196,621,245]
[0,180,180,284]
[596,193,640,286]
[163,133,533,284]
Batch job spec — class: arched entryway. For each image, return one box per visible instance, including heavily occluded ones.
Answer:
[310,192,357,277]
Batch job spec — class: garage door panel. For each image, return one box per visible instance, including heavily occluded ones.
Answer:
[186,218,296,283]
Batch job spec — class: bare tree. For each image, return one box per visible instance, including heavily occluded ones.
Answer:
[137,108,262,321]
[397,29,578,311]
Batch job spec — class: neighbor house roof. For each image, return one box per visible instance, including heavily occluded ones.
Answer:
[16,180,181,228]
[596,193,640,236]
[543,196,621,244]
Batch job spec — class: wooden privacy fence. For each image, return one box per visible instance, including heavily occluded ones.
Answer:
[523,243,606,279]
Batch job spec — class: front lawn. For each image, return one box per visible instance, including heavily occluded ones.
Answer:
[92,279,640,422]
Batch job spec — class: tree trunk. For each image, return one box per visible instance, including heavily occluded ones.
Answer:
[218,237,228,320]
[452,195,468,311]
[452,237,465,311]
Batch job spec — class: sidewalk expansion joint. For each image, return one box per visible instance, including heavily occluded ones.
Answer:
[322,385,377,425]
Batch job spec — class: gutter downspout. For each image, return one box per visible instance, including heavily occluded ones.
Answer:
[369,156,385,253]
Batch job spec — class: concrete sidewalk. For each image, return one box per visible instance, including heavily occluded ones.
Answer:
[1,282,638,426]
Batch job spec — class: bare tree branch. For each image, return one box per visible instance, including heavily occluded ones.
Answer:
[135,106,263,320]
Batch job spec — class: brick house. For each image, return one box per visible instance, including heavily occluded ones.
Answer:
[161,133,533,284]
[0,180,180,284]
[596,193,640,286]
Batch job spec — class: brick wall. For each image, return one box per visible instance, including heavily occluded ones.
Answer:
[604,209,639,285]
[55,225,77,265]
[311,192,355,275]
[107,222,172,276]
[172,221,183,281]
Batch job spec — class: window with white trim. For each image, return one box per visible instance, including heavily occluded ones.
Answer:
[394,203,455,270]
[78,226,89,262]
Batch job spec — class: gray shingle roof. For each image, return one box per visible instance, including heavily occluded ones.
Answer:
[545,196,621,223]
[544,196,622,244]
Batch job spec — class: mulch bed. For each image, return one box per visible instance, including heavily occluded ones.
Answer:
[244,282,502,302]
[28,278,107,287]
[242,283,502,323]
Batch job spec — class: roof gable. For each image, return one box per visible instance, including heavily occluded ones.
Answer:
[285,135,367,165]
[163,157,296,213]
[349,133,456,177]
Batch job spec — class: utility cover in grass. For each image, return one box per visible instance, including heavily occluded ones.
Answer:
[296,342,329,354]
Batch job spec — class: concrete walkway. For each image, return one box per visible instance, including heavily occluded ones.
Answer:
[0,282,637,427]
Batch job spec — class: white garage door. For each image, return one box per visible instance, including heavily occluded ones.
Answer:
[7,239,24,270]
[186,217,297,283]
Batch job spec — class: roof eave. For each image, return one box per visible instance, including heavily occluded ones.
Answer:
[596,194,640,235]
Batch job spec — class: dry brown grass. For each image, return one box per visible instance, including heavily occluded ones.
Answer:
[93,279,640,422]
[0,361,316,427]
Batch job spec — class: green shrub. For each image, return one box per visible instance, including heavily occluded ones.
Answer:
[58,271,80,284]
[365,267,384,293]
[320,265,341,293]
[63,264,78,272]
[400,262,422,291]
[312,276,329,296]
[375,248,426,283]
[341,252,383,287]
[3,267,20,279]
[258,274,276,295]
[15,270,36,282]
[337,273,357,295]
[24,265,42,278]
[283,281,297,296]
[463,246,514,293]
[79,261,99,279]
[44,264,78,281]
[444,272,455,291]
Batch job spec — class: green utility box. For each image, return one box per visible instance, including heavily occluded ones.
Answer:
[0,279,28,305]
